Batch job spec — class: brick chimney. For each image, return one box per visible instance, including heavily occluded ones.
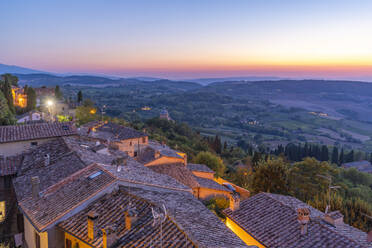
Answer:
[102,226,117,248]
[87,211,99,240]
[31,176,40,199]
[124,211,137,231]
[323,210,343,227]
[183,154,187,166]
[229,193,240,211]
[44,154,50,166]
[297,208,310,235]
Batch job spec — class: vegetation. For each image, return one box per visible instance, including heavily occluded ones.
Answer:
[55,85,63,100]
[0,90,15,125]
[26,87,36,111]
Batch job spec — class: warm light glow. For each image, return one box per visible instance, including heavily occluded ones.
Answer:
[90,109,97,114]
[47,100,54,107]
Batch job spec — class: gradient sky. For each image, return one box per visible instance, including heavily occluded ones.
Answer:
[1,0,372,79]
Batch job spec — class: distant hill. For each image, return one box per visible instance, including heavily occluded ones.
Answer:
[186,76,284,85]
[0,63,49,75]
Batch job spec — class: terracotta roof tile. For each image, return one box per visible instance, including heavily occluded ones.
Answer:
[0,155,22,176]
[223,193,371,248]
[148,163,200,189]
[0,122,77,143]
[187,163,215,174]
[194,176,231,192]
[58,188,196,248]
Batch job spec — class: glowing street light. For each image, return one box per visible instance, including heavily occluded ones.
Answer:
[47,100,54,107]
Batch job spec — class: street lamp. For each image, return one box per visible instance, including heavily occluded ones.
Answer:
[46,100,54,121]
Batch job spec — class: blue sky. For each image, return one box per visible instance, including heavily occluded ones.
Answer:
[1,0,372,79]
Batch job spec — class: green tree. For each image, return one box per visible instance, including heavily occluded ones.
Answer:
[77,90,83,103]
[289,157,335,202]
[26,87,37,111]
[55,85,63,100]
[1,73,18,86]
[331,147,339,165]
[75,104,97,125]
[251,157,290,194]
[194,151,225,177]
[0,90,16,125]
[1,80,15,113]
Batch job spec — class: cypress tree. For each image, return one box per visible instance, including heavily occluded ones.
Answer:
[331,147,339,165]
[339,148,344,165]
[55,85,63,100]
[321,145,329,161]
[77,90,83,103]
[26,87,37,111]
[1,80,15,113]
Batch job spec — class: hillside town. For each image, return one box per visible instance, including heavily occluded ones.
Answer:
[0,76,372,247]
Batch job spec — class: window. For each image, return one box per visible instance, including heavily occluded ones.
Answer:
[35,231,40,248]
[129,141,132,146]
[0,201,5,222]
[31,141,38,146]
[134,151,138,157]
[142,137,146,143]
[65,239,72,248]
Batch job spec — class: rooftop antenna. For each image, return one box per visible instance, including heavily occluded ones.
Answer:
[151,204,167,248]
[317,174,341,214]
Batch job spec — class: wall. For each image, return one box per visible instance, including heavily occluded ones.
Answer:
[191,171,214,180]
[64,232,92,248]
[225,217,265,248]
[198,187,231,200]
[115,136,148,157]
[24,216,48,248]
[0,138,55,157]
[214,178,250,200]
[17,113,42,123]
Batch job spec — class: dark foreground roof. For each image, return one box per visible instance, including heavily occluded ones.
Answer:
[224,193,371,248]
[0,122,77,143]
[59,187,197,248]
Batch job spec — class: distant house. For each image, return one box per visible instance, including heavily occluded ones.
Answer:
[159,109,172,121]
[136,141,187,166]
[223,193,371,248]
[11,86,27,108]
[342,160,372,174]
[149,163,232,200]
[16,110,44,124]
[79,121,148,157]
[0,122,77,157]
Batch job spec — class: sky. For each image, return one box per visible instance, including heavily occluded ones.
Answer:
[1,0,372,80]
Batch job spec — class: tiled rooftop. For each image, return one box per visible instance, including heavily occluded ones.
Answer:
[136,142,183,165]
[194,176,231,192]
[0,122,77,143]
[58,187,197,248]
[79,122,147,142]
[187,163,215,174]
[148,163,200,189]
[126,186,248,247]
[223,193,371,248]
[19,164,116,231]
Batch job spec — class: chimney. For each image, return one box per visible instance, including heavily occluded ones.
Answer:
[297,208,310,235]
[323,211,343,227]
[154,151,161,159]
[183,154,187,166]
[125,211,132,230]
[102,227,117,248]
[229,193,240,211]
[44,154,50,166]
[31,176,40,199]
[161,140,166,147]
[124,211,137,231]
[87,211,99,240]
